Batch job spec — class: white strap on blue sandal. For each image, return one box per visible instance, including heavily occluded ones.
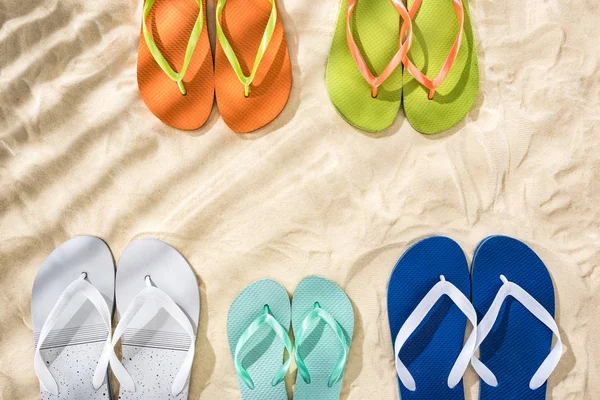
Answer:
[393,275,478,391]
[470,235,562,399]
[471,275,563,389]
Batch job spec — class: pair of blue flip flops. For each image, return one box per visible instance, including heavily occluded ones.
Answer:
[388,235,562,399]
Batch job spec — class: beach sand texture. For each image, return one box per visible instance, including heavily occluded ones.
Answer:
[0,0,599,398]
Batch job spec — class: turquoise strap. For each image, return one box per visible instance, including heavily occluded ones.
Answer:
[215,0,277,97]
[294,302,349,388]
[142,0,204,95]
[234,305,292,390]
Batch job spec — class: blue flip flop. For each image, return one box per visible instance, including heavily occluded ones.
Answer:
[471,236,562,400]
[387,236,477,399]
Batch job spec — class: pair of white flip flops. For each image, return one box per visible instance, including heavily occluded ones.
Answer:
[32,236,200,400]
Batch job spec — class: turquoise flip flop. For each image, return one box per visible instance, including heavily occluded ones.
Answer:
[292,276,354,400]
[228,279,293,400]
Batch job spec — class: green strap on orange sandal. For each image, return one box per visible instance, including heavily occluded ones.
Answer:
[142,0,204,95]
[137,0,215,130]
[215,0,277,98]
[214,0,292,133]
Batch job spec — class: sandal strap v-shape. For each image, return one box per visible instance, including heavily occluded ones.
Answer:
[393,275,477,391]
[142,0,205,95]
[216,0,277,97]
[233,304,293,389]
[34,273,114,396]
[471,275,563,390]
[401,0,464,99]
[346,0,413,97]
[109,276,196,397]
[294,302,349,388]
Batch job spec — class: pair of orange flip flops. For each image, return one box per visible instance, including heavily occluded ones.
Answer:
[138,0,292,133]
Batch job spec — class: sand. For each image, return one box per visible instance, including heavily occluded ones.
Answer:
[0,0,599,398]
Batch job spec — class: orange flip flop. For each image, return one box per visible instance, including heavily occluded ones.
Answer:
[215,0,292,133]
[138,0,214,130]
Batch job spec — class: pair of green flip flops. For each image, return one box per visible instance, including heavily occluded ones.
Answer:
[228,276,354,400]
[327,0,479,134]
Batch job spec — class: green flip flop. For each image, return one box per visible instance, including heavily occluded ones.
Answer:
[326,0,412,132]
[292,276,354,400]
[228,279,292,400]
[402,0,479,134]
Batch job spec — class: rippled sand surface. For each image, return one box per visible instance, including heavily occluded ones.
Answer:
[1,0,599,398]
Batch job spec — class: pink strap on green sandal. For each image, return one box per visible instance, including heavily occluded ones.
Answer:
[401,0,464,100]
[346,0,413,99]
[327,0,411,132]
[401,0,479,134]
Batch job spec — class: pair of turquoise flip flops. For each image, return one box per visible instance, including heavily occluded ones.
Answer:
[228,276,354,400]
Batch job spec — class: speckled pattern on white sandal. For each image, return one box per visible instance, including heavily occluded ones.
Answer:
[111,238,200,400]
[32,236,115,400]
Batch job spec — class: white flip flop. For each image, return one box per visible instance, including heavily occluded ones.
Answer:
[32,236,115,399]
[110,238,200,399]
